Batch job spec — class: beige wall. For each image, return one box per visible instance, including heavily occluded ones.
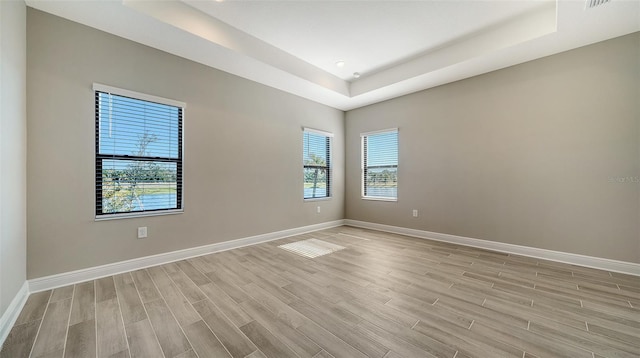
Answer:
[1,1,28,315]
[27,9,344,278]
[25,7,640,279]
[346,33,640,263]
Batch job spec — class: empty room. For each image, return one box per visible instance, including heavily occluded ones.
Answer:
[1,0,639,357]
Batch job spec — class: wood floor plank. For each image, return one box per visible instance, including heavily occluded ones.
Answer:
[412,319,523,357]
[337,298,419,329]
[547,271,619,289]
[96,277,117,303]
[325,279,392,306]
[347,306,456,358]
[205,271,252,304]
[31,298,72,358]
[483,297,587,331]
[240,256,292,288]
[70,281,95,326]
[187,256,217,275]
[0,320,41,358]
[241,282,308,328]
[312,258,378,288]
[35,348,64,357]
[587,322,640,348]
[239,321,297,358]
[174,350,198,358]
[313,350,335,358]
[15,290,51,325]
[284,285,362,327]
[289,300,389,358]
[368,276,440,305]
[282,281,343,305]
[384,295,472,329]
[183,320,232,358]
[246,350,268,358]
[582,299,640,320]
[165,267,207,303]
[241,272,299,305]
[578,282,640,303]
[50,286,74,302]
[536,281,634,309]
[205,260,252,288]
[471,321,593,358]
[533,299,640,332]
[147,266,201,327]
[95,298,128,358]
[435,295,529,330]
[529,320,639,358]
[176,260,211,286]
[143,298,191,358]
[610,272,640,283]
[113,273,146,325]
[192,299,257,358]
[198,282,253,327]
[355,321,435,358]
[239,298,322,357]
[451,282,533,306]
[130,269,162,304]
[494,281,583,307]
[106,349,130,358]
[124,319,164,358]
[296,321,370,358]
[65,319,96,358]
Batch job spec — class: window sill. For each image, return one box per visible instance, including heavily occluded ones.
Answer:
[361,196,397,202]
[95,209,184,221]
[304,197,332,202]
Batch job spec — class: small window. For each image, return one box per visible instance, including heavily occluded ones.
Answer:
[94,84,184,218]
[303,128,332,199]
[361,129,398,201]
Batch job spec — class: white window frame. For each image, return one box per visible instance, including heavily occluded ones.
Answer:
[94,83,186,220]
[303,127,333,201]
[361,128,398,202]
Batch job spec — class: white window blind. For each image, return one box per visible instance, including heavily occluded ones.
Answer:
[95,84,184,217]
[303,128,332,199]
[361,129,398,200]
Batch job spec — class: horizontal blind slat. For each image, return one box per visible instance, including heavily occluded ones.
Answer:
[363,130,398,199]
[96,90,183,216]
[303,130,332,199]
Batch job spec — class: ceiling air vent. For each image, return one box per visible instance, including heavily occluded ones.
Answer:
[586,0,611,9]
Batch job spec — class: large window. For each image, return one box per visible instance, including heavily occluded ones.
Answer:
[303,128,332,199]
[362,129,398,200]
[95,84,184,218]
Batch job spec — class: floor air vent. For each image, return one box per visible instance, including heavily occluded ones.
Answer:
[278,238,346,258]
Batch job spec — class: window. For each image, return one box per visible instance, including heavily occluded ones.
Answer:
[362,129,398,200]
[94,84,184,218]
[303,128,332,199]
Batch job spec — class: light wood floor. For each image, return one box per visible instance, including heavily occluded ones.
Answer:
[2,226,639,358]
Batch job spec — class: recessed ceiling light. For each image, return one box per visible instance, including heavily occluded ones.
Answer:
[353,72,361,79]
[335,60,345,68]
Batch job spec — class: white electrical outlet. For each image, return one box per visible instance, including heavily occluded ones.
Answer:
[317,206,321,214]
[412,209,418,217]
[137,227,148,239]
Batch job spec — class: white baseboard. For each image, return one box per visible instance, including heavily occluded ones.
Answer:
[0,281,29,348]
[25,217,639,299]
[344,219,640,277]
[29,220,345,293]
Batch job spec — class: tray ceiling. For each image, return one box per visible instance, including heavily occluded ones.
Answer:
[26,0,640,110]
